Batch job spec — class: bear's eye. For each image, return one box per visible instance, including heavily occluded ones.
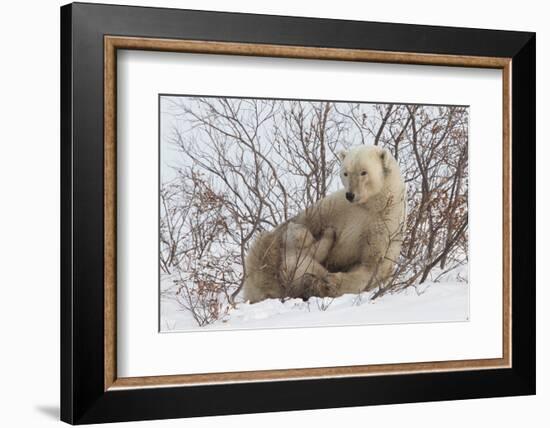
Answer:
[361,171,368,176]
[343,172,348,177]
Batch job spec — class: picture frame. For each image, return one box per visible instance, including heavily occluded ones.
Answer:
[60,2,535,424]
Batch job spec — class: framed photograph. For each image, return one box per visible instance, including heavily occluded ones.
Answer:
[60,2,535,424]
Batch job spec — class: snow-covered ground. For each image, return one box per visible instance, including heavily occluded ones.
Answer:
[160,278,469,332]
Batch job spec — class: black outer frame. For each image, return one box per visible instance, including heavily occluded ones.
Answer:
[60,2,535,424]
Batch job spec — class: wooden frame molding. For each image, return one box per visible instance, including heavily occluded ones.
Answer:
[104,35,513,391]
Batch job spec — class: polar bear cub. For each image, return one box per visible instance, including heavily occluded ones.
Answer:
[242,221,335,303]
[280,222,335,287]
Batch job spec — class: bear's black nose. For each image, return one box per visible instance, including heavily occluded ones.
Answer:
[345,192,355,202]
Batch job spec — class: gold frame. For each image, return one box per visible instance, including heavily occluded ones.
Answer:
[104,35,512,391]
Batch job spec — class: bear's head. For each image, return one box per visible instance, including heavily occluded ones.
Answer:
[283,222,316,250]
[338,145,392,204]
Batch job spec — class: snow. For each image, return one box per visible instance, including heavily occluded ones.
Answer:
[160,279,469,332]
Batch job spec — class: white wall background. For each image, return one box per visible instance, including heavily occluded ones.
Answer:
[0,0,545,427]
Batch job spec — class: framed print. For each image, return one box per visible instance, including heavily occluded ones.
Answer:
[60,2,535,424]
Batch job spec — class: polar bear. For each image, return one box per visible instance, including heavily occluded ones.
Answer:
[242,145,406,302]
[296,145,407,295]
[242,222,336,303]
[280,222,335,288]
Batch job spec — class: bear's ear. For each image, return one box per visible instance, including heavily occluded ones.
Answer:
[379,147,387,162]
[379,147,392,175]
[337,150,348,162]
